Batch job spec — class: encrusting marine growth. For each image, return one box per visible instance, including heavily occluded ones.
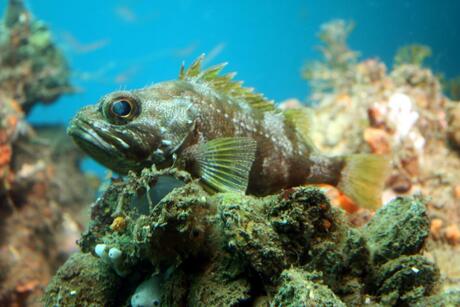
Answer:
[44,166,456,305]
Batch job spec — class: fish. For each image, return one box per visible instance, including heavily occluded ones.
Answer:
[67,55,389,209]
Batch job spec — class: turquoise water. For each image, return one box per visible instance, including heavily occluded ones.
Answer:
[2,0,459,175]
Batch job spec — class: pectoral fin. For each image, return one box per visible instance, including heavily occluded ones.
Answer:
[194,137,257,194]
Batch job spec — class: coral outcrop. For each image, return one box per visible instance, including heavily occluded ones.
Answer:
[0,1,96,305]
[299,21,460,238]
[44,167,448,306]
[0,0,72,113]
[294,18,460,297]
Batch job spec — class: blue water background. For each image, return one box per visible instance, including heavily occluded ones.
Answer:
[1,0,459,176]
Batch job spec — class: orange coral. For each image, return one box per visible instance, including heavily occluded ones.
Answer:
[454,185,460,200]
[367,106,386,128]
[0,144,12,167]
[430,218,443,239]
[336,93,353,106]
[445,224,460,245]
[9,99,24,114]
[6,114,19,129]
[110,216,127,232]
[0,130,8,144]
[363,128,392,154]
[16,279,40,294]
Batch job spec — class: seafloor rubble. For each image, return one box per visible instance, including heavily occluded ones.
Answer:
[0,1,96,306]
[44,166,458,306]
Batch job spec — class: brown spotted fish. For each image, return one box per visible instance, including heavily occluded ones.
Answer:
[68,55,389,209]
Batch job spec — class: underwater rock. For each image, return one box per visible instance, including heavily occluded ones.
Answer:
[445,76,460,101]
[371,255,439,305]
[271,269,346,307]
[45,165,446,305]
[391,64,442,97]
[0,0,72,113]
[364,196,429,264]
[0,2,94,305]
[43,253,123,306]
[186,254,252,306]
[0,125,97,306]
[447,102,460,150]
[413,289,460,307]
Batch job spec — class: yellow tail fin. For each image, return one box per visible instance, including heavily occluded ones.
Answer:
[337,154,390,210]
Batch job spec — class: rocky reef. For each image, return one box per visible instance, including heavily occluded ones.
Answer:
[0,3,458,304]
[298,20,460,239]
[0,1,96,305]
[44,166,452,306]
[295,19,460,297]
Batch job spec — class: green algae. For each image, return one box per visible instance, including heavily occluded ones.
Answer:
[364,196,430,264]
[271,269,346,307]
[372,255,439,305]
[394,44,432,67]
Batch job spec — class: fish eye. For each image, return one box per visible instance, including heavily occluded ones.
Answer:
[112,100,132,117]
[108,97,138,121]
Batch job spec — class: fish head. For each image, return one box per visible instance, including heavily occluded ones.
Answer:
[67,81,198,174]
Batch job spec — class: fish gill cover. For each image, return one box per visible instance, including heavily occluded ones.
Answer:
[0,1,459,306]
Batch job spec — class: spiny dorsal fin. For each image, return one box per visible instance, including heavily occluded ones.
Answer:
[179,54,277,112]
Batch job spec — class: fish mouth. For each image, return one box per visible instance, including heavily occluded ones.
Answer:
[67,117,137,173]
[68,117,116,155]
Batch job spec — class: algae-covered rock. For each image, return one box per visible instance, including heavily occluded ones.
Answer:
[271,269,346,307]
[46,167,444,305]
[364,196,429,264]
[217,192,288,282]
[413,290,460,307]
[187,255,252,306]
[372,255,439,305]
[43,253,123,306]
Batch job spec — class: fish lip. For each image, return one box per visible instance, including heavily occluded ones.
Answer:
[68,117,115,154]
[68,117,145,174]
